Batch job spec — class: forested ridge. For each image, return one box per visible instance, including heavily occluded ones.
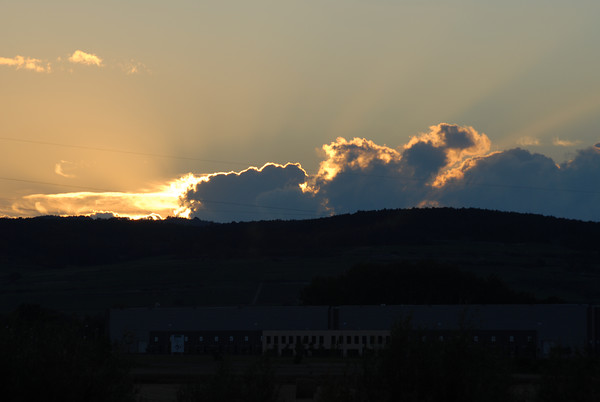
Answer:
[1,207,599,268]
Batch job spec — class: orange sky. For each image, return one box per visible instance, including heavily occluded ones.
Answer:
[1,1,599,220]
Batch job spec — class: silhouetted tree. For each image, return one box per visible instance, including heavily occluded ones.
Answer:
[0,305,135,402]
[537,350,600,402]
[300,261,538,305]
[319,318,513,402]
[176,356,278,402]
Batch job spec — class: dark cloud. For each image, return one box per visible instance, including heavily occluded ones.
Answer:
[182,163,324,222]
[400,141,448,180]
[312,124,492,214]
[176,124,600,222]
[438,147,600,221]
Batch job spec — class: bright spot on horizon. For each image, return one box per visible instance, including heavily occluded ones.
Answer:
[1,1,599,220]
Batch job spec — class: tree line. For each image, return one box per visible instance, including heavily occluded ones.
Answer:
[299,261,558,305]
[1,207,599,268]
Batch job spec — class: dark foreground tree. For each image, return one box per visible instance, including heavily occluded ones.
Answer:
[319,318,513,402]
[0,305,135,402]
[300,260,538,306]
[176,356,278,402]
[537,349,600,402]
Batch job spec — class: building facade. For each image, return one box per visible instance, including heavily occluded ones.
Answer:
[108,304,599,357]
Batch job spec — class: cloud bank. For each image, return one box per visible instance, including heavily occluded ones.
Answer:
[8,124,600,222]
[182,163,324,222]
[181,124,600,222]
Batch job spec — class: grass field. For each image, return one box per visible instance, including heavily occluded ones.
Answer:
[1,239,599,314]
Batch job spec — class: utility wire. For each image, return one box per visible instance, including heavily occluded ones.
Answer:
[2,136,599,209]
[0,136,253,167]
[0,177,117,193]
[0,177,320,215]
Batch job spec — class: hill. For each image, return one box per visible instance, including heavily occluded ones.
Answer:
[1,208,599,313]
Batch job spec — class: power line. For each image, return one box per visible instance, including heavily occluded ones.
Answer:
[0,136,253,167]
[0,177,116,193]
[0,176,320,216]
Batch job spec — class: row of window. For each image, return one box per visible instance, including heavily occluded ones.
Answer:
[153,334,534,344]
[154,336,251,343]
[472,335,533,343]
[265,335,391,346]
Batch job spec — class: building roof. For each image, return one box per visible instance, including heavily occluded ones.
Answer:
[337,304,589,346]
[109,306,330,341]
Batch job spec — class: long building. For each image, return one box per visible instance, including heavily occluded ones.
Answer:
[108,304,600,357]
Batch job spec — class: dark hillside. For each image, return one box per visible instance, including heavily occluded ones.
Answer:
[1,208,599,312]
[1,208,599,268]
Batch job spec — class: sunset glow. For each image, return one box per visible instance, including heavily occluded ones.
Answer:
[1,1,599,222]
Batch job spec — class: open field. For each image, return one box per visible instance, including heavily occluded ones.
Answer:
[2,239,599,314]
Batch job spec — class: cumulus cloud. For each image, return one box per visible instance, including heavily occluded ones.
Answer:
[307,124,492,215]
[68,50,103,66]
[403,123,492,186]
[6,123,600,222]
[437,146,600,221]
[181,163,324,222]
[0,55,50,72]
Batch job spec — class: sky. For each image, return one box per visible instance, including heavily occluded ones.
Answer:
[1,0,600,222]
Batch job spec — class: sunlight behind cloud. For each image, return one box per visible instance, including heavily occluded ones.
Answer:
[13,190,180,220]
[4,123,600,222]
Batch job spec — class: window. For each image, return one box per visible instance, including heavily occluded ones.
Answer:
[199,336,203,342]
[282,336,286,344]
[319,336,324,344]
[354,336,359,344]
[297,336,301,344]
[215,336,219,342]
[154,336,159,342]
[378,336,383,345]
[509,336,514,343]
[303,336,308,344]
[331,336,336,344]
[347,336,352,344]
[370,336,375,344]
[244,336,249,342]
[527,336,533,343]
[312,336,316,344]
[229,336,234,342]
[339,335,343,344]
[473,336,479,342]
[274,336,278,344]
[439,336,444,342]
[289,336,294,344]
[491,336,496,343]
[184,336,188,342]
[362,336,367,345]
[266,336,271,344]
[385,336,390,344]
